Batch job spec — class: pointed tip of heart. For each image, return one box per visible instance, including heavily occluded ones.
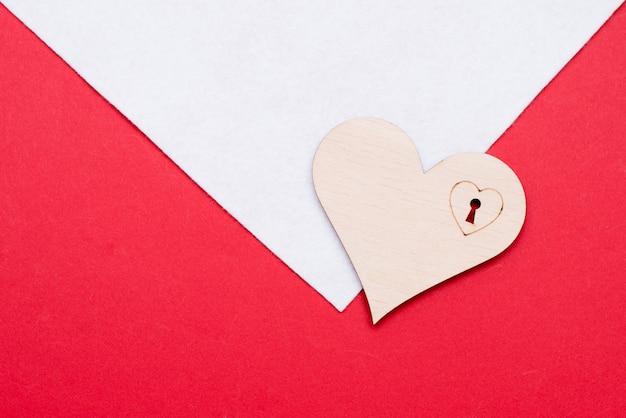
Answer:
[371,314,384,325]
[369,301,395,325]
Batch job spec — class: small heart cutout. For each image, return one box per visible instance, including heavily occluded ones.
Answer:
[450,181,503,235]
[313,118,526,323]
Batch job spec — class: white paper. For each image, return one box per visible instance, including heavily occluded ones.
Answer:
[4,0,621,310]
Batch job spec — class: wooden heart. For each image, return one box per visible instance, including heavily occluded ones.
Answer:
[313,118,526,323]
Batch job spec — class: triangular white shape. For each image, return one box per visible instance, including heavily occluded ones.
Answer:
[5,0,622,309]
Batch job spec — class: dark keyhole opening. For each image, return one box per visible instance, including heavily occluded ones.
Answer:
[465,198,481,224]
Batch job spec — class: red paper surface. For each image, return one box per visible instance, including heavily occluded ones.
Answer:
[1,4,625,416]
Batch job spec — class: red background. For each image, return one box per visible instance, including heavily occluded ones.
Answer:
[1,4,624,416]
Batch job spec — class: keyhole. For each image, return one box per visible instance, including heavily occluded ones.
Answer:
[465,198,481,224]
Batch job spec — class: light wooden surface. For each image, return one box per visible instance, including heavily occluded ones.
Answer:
[313,118,526,324]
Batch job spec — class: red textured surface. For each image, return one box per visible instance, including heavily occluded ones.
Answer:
[1,4,625,416]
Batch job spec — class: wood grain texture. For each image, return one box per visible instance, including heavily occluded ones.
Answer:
[313,118,526,323]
